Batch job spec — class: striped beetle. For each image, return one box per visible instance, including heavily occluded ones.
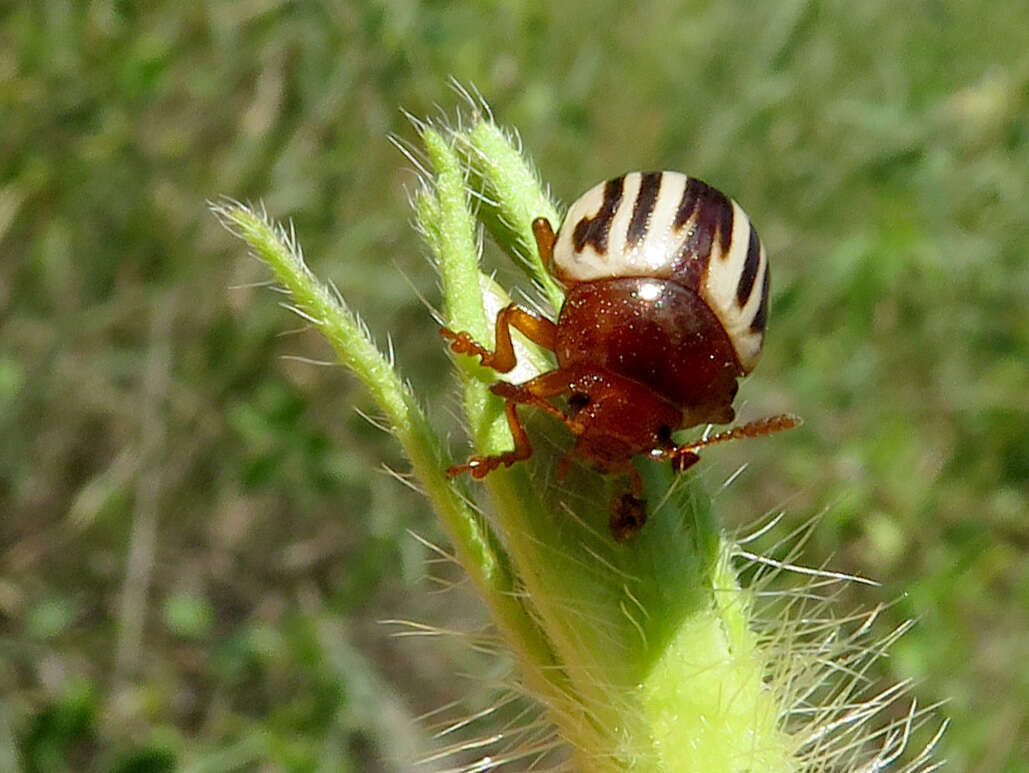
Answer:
[442,171,799,540]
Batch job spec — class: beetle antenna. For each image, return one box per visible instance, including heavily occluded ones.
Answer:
[668,413,802,464]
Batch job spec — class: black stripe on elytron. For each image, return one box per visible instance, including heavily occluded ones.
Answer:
[682,183,727,264]
[626,171,662,247]
[670,179,715,288]
[673,177,703,229]
[750,260,770,333]
[572,175,625,254]
[736,224,761,307]
[717,193,734,255]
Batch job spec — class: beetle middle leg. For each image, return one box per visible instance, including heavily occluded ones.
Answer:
[440,304,557,373]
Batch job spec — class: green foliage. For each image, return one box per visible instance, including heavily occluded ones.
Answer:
[1,0,1025,769]
[20,682,97,773]
[161,592,214,640]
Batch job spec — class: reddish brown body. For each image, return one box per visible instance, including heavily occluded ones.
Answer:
[441,172,798,540]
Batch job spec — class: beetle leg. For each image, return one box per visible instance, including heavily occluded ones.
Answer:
[670,450,701,474]
[440,304,557,373]
[447,400,535,479]
[447,370,579,480]
[662,413,802,470]
[532,217,557,269]
[448,366,592,481]
[490,374,583,434]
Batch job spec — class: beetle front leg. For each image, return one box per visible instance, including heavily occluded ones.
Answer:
[447,370,577,480]
[490,374,583,434]
[440,304,557,373]
[447,400,534,479]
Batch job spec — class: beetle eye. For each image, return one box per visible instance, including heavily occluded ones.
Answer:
[657,425,673,444]
[568,393,590,413]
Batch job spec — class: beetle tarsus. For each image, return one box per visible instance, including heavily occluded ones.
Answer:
[439,327,494,366]
[447,451,523,480]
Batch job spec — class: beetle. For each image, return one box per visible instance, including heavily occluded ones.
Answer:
[441,171,799,540]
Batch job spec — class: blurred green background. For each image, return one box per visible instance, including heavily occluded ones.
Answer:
[2,1,1026,770]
